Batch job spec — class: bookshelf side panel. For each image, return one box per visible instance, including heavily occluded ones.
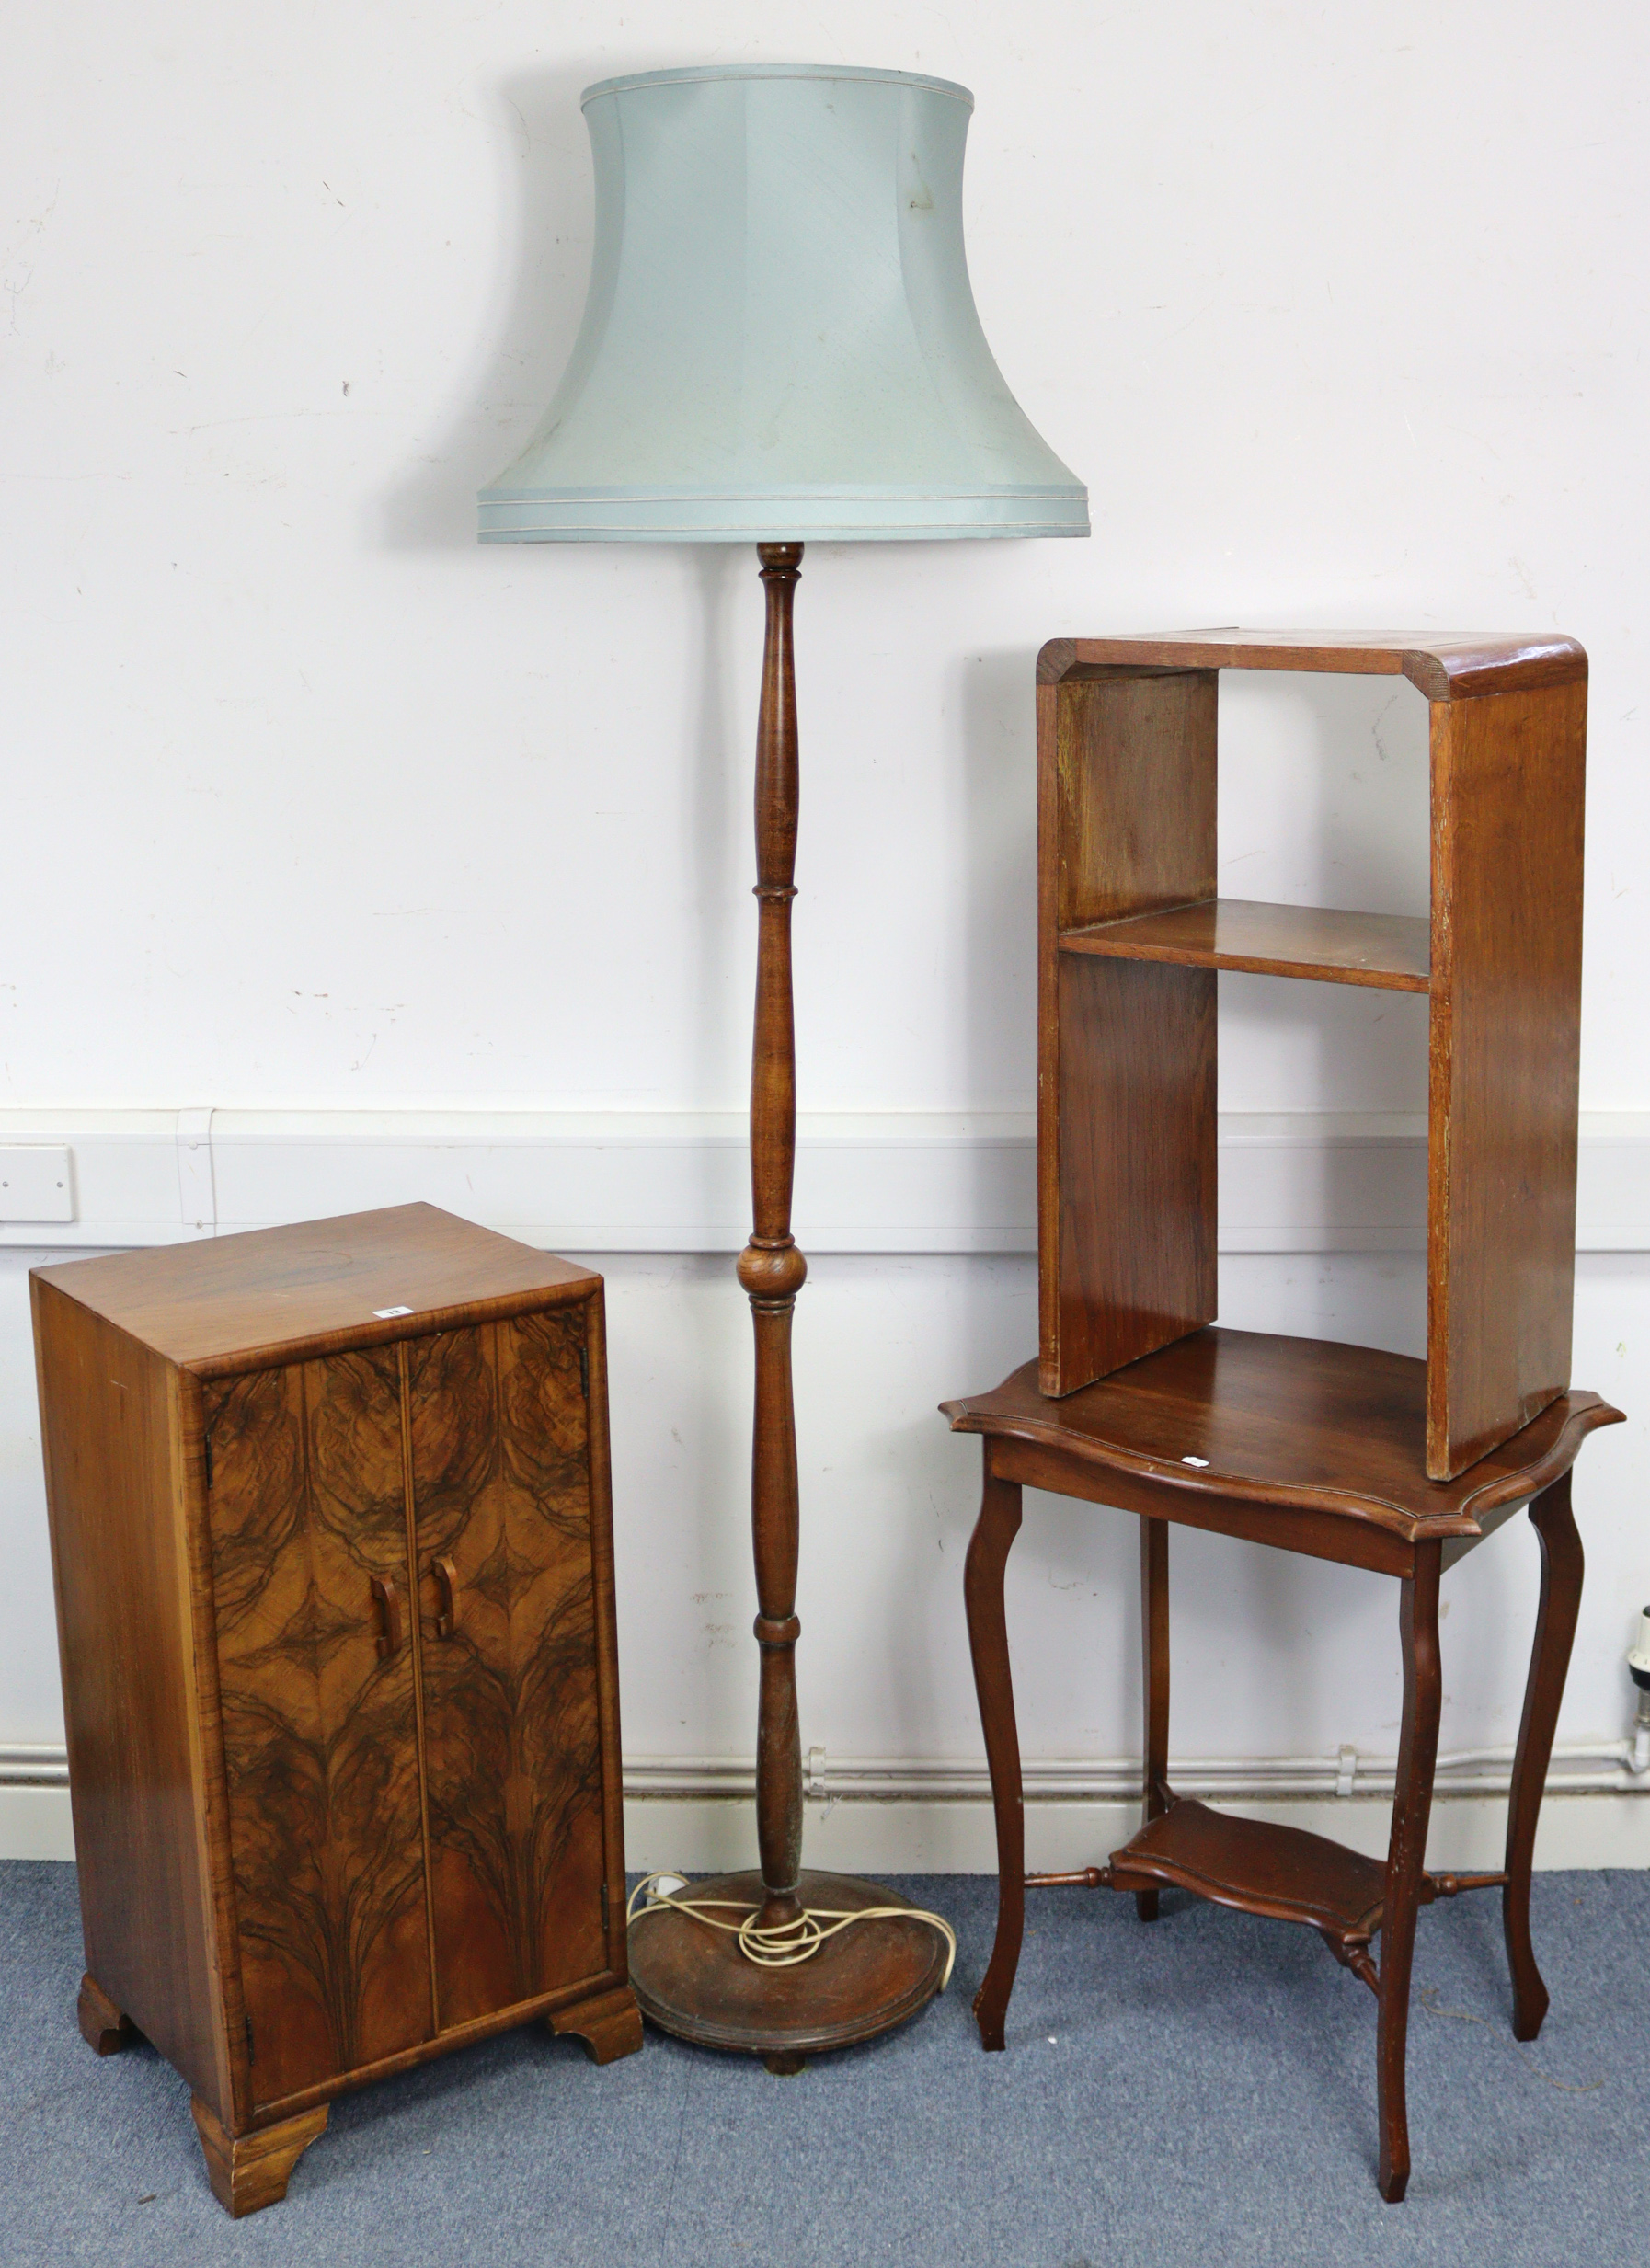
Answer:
[1427,680,1587,1476]
[1039,666,1218,1393]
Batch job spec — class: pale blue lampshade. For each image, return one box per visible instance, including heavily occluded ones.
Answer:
[477,64,1089,543]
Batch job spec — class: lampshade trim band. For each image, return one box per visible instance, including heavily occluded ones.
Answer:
[479,486,1085,504]
[581,64,973,109]
[477,525,1087,543]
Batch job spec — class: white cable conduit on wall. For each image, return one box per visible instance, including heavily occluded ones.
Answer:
[6,1740,1645,1801]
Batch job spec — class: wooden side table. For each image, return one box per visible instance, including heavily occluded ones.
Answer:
[945,1329,1621,2201]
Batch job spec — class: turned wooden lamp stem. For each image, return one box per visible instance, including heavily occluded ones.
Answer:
[620,543,949,2056]
[738,541,808,1930]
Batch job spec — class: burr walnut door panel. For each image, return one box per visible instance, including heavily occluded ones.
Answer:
[407,1313,607,2032]
[204,1351,434,2107]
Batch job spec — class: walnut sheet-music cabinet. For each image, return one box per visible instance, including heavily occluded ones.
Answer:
[32,1203,640,2218]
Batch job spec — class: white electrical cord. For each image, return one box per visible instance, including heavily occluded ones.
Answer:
[626,1872,957,1988]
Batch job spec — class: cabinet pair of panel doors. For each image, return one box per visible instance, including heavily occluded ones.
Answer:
[35,1205,637,2216]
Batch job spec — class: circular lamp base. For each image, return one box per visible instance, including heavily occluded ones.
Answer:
[626,1869,948,2069]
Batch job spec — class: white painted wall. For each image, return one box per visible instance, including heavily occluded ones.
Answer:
[3,2,1647,1858]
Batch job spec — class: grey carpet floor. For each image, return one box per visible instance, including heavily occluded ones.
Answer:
[1,1861,1645,2266]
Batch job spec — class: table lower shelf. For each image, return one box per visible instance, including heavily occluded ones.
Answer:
[1107,1797,1388,1942]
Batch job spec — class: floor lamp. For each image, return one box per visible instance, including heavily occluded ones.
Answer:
[479,63,1088,2066]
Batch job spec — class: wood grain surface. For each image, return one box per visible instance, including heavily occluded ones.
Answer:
[578,1290,633,1996]
[1109,1798,1388,1937]
[409,1312,606,2030]
[625,543,946,2059]
[628,1868,949,2057]
[205,1351,433,2107]
[1036,634,1591,1481]
[31,1284,229,2113]
[945,1328,1622,1541]
[191,2095,328,2218]
[962,1472,1027,2052]
[1376,1543,1443,2200]
[1052,956,1218,1394]
[1038,665,1217,1393]
[1037,630,1587,702]
[1427,681,1587,1475]
[734,541,811,1934]
[985,1433,1418,1576]
[952,1332,1611,2197]
[960,680,1607,2212]
[76,1971,137,2056]
[1062,898,1431,991]
[37,1208,636,2212]
[1137,1517,1170,1921]
[547,1983,646,2065]
[32,1204,599,1375]
[1502,1474,1585,2042]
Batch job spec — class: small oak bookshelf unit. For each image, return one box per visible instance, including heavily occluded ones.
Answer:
[1035,629,1589,1480]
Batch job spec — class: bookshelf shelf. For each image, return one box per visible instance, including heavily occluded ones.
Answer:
[1060,897,1430,992]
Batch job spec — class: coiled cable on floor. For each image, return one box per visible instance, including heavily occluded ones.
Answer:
[625,1872,957,1987]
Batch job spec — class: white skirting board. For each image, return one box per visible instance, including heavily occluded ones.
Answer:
[8,1783,1646,1873]
[0,1105,1646,1254]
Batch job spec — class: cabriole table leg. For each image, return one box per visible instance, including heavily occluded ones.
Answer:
[965,1465,1026,2049]
[1503,1472,1585,2040]
[1137,1516,1171,1921]
[1377,1543,1442,2203]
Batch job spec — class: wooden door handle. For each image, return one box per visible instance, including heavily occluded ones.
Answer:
[371,1575,403,1660]
[431,1557,459,1639]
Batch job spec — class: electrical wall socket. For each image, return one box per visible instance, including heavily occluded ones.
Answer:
[0,1147,74,1223]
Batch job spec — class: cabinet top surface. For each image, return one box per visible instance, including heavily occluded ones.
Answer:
[944,1329,1621,1538]
[1038,629,1587,702]
[31,1204,599,1370]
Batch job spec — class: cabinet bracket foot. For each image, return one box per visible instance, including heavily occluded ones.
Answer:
[76,1973,136,2056]
[548,1983,644,2065]
[190,2096,328,2219]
